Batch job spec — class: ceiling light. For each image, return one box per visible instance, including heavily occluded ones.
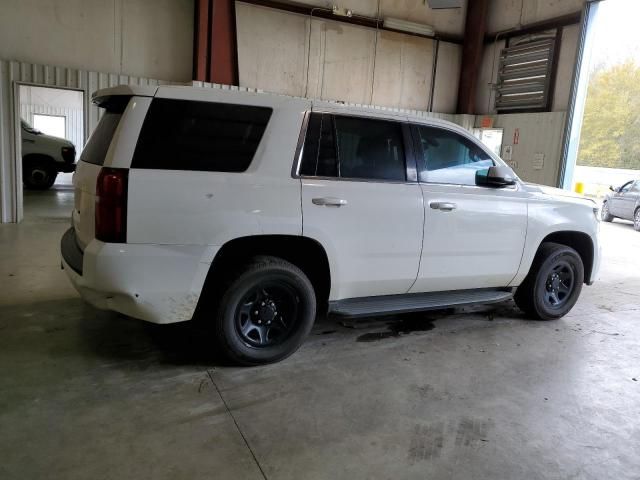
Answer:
[383,18,435,37]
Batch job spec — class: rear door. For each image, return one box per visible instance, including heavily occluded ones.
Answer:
[299,113,424,300]
[409,124,527,292]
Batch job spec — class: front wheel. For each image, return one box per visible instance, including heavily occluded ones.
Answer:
[214,256,316,365]
[23,162,57,190]
[634,208,640,231]
[601,201,614,222]
[514,243,584,320]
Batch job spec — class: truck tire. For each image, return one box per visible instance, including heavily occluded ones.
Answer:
[514,242,584,320]
[23,159,57,190]
[214,256,316,365]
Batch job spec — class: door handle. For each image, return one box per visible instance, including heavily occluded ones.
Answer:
[430,202,457,211]
[312,197,348,207]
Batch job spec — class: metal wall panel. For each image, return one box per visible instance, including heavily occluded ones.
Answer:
[0,59,173,223]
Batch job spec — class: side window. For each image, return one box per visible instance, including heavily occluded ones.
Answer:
[631,182,640,193]
[299,113,338,177]
[299,113,406,182]
[131,99,272,172]
[416,126,494,186]
[619,181,633,193]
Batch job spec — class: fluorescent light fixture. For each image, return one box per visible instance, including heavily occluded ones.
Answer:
[427,0,463,9]
[383,17,435,37]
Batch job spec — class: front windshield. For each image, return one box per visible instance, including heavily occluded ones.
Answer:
[21,119,40,134]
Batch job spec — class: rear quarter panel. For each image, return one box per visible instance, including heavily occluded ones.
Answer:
[126,87,310,246]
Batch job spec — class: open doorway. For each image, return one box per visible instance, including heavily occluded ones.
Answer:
[567,0,640,198]
[18,85,84,219]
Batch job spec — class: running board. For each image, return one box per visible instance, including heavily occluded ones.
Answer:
[329,288,514,318]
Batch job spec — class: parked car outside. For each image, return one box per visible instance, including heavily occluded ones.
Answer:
[601,180,640,231]
[21,119,76,189]
[60,85,602,365]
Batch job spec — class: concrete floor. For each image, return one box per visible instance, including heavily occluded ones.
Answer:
[1,187,639,480]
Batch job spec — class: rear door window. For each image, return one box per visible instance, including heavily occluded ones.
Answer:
[131,99,272,172]
[299,113,407,182]
[81,97,130,166]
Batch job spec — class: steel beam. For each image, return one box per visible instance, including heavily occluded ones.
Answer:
[456,0,488,114]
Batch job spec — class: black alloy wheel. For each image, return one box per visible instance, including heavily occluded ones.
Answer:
[514,242,584,320]
[235,281,299,347]
[214,256,316,365]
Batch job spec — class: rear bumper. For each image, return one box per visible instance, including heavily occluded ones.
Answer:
[57,162,76,173]
[61,228,219,324]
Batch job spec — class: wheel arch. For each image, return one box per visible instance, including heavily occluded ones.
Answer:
[22,153,57,166]
[195,235,331,316]
[538,231,594,284]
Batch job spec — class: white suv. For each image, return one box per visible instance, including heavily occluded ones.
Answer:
[61,85,601,365]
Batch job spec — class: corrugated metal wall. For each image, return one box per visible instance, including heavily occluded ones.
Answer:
[0,59,174,223]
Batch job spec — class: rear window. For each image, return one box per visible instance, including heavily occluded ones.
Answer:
[80,97,130,166]
[131,99,272,172]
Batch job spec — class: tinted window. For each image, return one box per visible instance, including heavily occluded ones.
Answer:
[299,113,338,177]
[416,126,494,185]
[300,113,406,182]
[132,99,272,172]
[81,107,127,166]
[335,116,406,181]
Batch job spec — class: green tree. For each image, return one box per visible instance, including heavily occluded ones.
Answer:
[578,61,640,169]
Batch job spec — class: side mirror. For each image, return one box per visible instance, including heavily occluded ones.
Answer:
[475,165,517,188]
[609,185,617,192]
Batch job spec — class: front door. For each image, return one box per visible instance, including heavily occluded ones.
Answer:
[618,181,640,220]
[409,125,528,293]
[609,182,633,218]
[300,113,424,300]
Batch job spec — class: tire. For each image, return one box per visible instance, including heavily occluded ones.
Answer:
[601,201,614,222]
[634,208,640,232]
[514,242,584,320]
[213,256,316,365]
[23,160,57,190]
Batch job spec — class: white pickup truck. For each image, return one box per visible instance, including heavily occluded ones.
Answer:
[61,85,601,365]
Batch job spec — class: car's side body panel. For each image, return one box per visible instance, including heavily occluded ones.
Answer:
[411,182,528,292]
[62,85,602,325]
[510,185,601,286]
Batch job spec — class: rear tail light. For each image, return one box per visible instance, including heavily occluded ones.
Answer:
[61,146,76,163]
[95,168,128,243]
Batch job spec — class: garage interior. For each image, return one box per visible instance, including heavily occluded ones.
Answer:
[1,0,639,478]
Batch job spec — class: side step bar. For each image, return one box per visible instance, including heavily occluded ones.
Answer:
[329,288,514,318]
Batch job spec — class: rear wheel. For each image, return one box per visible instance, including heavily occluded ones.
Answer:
[213,256,316,365]
[601,201,614,222]
[634,208,640,231]
[514,242,584,320]
[23,160,57,190]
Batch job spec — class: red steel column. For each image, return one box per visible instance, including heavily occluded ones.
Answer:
[193,0,210,81]
[456,0,489,114]
[209,0,239,85]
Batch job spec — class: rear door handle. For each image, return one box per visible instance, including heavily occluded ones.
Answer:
[430,202,457,211]
[312,197,348,207]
